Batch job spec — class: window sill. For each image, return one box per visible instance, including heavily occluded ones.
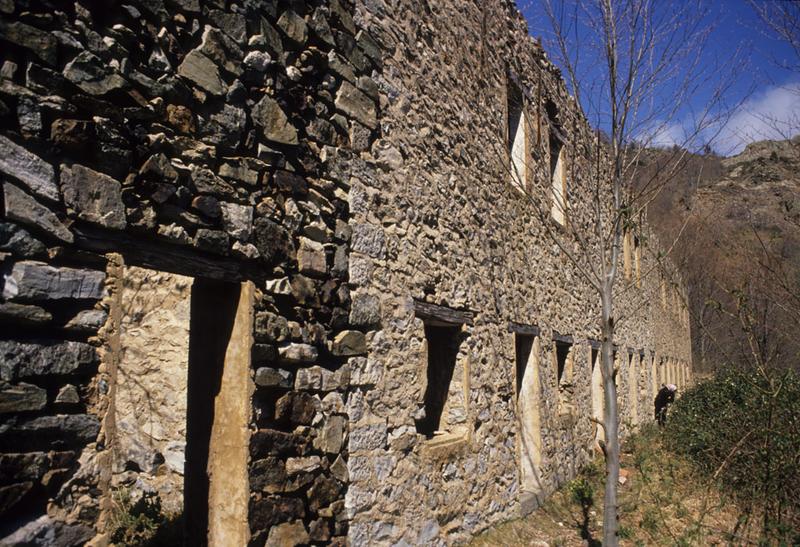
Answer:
[418,430,469,460]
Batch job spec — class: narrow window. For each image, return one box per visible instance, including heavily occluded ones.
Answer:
[514,332,542,494]
[550,136,566,225]
[554,335,574,414]
[515,333,535,394]
[508,80,527,192]
[634,235,642,287]
[555,340,571,384]
[417,324,463,438]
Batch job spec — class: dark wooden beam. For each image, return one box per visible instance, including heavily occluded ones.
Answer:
[413,300,473,326]
[587,339,601,350]
[552,331,573,344]
[507,321,540,336]
[72,224,245,281]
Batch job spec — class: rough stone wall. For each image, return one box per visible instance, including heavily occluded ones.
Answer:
[0,0,379,544]
[0,0,691,545]
[343,0,693,544]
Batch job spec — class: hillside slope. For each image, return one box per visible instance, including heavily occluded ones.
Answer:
[647,138,800,372]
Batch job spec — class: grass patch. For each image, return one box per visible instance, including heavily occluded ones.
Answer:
[470,425,752,546]
[109,488,183,546]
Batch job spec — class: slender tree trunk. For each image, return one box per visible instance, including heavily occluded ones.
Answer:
[601,280,620,546]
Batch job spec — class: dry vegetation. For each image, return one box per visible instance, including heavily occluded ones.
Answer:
[470,425,752,546]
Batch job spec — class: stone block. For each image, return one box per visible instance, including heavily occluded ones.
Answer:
[0,515,93,546]
[196,26,243,78]
[277,11,308,47]
[297,237,326,276]
[219,157,266,186]
[249,496,306,529]
[63,309,107,333]
[285,456,321,475]
[0,222,47,258]
[2,261,105,301]
[314,416,346,454]
[253,95,298,145]
[177,49,225,95]
[62,51,128,95]
[308,475,342,512]
[348,357,384,386]
[253,217,293,265]
[250,429,310,458]
[250,456,287,493]
[274,392,318,426]
[0,135,58,201]
[295,366,349,392]
[278,343,318,364]
[335,81,377,129]
[254,367,292,388]
[199,104,246,149]
[0,414,100,449]
[349,292,381,327]
[220,202,253,241]
[54,384,80,404]
[0,21,57,66]
[3,183,73,243]
[0,382,47,413]
[350,223,385,259]
[349,422,387,451]
[332,330,367,356]
[0,339,96,382]
[255,312,290,343]
[59,164,126,229]
[272,170,307,195]
[0,302,52,326]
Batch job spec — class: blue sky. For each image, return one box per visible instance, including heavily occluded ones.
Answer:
[520,0,800,155]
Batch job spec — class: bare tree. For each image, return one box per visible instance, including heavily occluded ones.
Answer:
[506,1,746,544]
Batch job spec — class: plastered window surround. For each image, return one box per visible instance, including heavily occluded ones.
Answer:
[412,301,474,446]
[507,78,528,193]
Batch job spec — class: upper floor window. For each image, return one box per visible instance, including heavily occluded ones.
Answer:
[508,79,527,192]
[547,101,567,225]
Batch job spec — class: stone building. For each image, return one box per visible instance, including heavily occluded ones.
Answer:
[0,0,691,545]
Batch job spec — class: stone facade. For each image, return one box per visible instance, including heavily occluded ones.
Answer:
[0,0,691,546]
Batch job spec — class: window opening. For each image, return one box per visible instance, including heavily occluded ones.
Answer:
[514,332,542,493]
[508,79,527,192]
[515,333,535,394]
[416,324,463,439]
[556,340,571,384]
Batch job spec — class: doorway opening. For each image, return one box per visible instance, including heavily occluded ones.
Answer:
[112,268,252,546]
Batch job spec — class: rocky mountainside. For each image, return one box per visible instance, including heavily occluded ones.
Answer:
[646,138,800,372]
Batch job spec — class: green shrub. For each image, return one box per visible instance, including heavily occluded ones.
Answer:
[665,368,800,543]
[110,488,183,546]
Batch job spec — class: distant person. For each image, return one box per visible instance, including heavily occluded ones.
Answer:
[654,384,677,426]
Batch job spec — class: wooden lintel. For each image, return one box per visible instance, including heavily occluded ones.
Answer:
[552,331,573,344]
[587,339,601,350]
[627,347,635,355]
[72,224,245,281]
[414,301,473,326]
[507,322,540,336]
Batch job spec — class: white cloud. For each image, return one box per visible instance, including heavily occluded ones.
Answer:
[641,121,686,149]
[714,82,800,155]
